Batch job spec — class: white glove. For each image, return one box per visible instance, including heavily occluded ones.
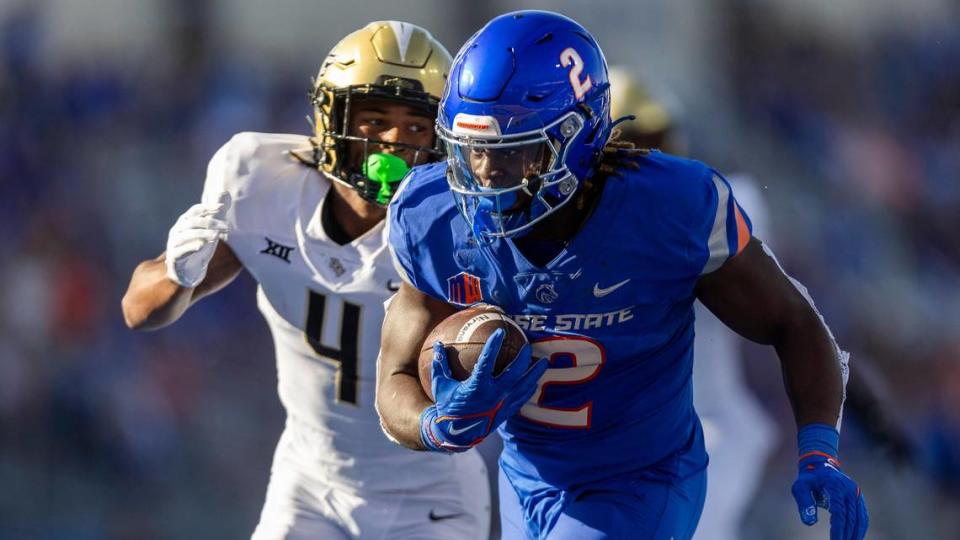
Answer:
[165,197,230,288]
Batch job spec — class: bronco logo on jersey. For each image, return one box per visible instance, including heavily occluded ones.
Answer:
[447,272,483,305]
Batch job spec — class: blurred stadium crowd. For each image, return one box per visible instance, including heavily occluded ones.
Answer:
[0,0,957,538]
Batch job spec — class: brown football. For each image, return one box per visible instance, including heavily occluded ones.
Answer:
[418,305,529,401]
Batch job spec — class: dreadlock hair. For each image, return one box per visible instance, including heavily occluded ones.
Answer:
[596,127,648,177]
[570,129,649,212]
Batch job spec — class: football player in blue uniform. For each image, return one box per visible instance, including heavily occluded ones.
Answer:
[375,11,868,540]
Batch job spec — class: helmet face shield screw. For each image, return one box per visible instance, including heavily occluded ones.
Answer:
[560,118,578,137]
[559,177,577,195]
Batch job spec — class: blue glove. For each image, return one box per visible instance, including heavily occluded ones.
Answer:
[420,328,548,452]
[791,424,869,540]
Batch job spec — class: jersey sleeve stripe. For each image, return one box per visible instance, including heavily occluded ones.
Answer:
[702,174,731,274]
[733,201,750,255]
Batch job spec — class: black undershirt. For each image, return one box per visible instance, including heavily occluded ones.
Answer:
[321,194,352,246]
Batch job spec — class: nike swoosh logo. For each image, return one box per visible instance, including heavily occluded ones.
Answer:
[593,279,630,297]
[447,420,483,436]
[429,510,465,521]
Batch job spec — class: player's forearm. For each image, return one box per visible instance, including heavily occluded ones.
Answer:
[376,282,457,450]
[121,255,194,330]
[377,372,433,450]
[123,243,242,330]
[696,240,845,428]
[773,308,844,428]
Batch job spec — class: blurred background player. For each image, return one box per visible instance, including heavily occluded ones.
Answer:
[608,66,919,540]
[121,21,489,540]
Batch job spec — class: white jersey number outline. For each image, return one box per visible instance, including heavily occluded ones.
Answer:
[519,336,605,428]
[304,290,362,405]
[560,47,593,100]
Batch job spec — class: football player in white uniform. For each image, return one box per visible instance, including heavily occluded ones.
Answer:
[122,22,490,540]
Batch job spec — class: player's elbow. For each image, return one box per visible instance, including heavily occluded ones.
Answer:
[122,258,187,331]
[122,295,179,332]
[122,270,150,330]
[374,383,400,434]
[121,292,151,330]
[374,394,404,447]
[374,376,427,451]
[121,279,169,332]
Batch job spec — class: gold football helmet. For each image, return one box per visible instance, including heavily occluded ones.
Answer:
[309,21,452,204]
[607,67,686,154]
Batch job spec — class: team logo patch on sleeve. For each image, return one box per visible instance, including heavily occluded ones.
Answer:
[447,272,483,305]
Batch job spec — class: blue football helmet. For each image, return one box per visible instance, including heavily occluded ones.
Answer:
[437,11,612,240]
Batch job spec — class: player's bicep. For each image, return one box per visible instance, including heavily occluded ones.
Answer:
[694,237,810,344]
[379,282,456,379]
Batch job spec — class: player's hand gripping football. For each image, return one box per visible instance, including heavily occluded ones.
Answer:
[165,194,230,288]
[420,329,548,452]
[791,425,868,540]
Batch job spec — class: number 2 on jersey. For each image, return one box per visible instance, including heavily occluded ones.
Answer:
[304,290,362,405]
[520,336,605,428]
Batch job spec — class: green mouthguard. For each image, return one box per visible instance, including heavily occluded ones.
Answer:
[362,152,410,205]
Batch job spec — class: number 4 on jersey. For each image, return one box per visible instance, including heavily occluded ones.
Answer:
[304,290,362,405]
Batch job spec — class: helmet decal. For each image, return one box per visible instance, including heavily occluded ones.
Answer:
[387,21,416,62]
[452,113,502,137]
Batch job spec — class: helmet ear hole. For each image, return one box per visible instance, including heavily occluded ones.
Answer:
[311,87,327,107]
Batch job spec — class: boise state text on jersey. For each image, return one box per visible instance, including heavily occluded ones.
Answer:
[388,150,752,535]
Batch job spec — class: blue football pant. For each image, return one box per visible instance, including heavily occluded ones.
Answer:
[499,468,707,540]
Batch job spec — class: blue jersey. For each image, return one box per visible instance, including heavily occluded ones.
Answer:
[388,151,752,535]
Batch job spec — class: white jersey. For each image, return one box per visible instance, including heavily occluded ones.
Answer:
[200,132,466,493]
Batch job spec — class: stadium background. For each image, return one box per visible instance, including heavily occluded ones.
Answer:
[1,0,958,538]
